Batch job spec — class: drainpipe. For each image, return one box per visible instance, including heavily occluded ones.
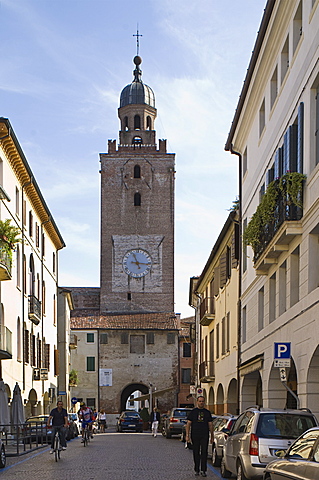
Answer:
[21,178,33,392]
[230,144,242,415]
[41,217,51,408]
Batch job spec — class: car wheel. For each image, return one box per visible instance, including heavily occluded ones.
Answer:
[211,445,221,467]
[220,457,231,478]
[166,429,172,438]
[162,426,167,437]
[236,460,248,480]
[0,446,6,469]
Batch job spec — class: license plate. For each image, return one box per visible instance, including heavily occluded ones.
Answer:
[128,424,135,427]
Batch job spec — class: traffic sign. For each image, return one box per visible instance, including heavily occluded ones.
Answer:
[190,385,196,394]
[71,397,77,404]
[274,359,291,367]
[279,368,287,382]
[274,342,291,359]
[197,388,203,395]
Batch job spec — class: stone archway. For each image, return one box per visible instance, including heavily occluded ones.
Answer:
[226,378,237,415]
[307,345,319,418]
[120,383,148,413]
[216,384,224,414]
[208,386,215,413]
[241,370,262,410]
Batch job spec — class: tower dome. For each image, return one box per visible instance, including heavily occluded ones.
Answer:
[120,56,155,108]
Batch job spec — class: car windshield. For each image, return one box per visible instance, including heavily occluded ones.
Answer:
[173,410,189,418]
[124,412,139,417]
[257,413,317,439]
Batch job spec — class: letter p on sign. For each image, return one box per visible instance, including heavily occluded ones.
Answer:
[274,342,291,359]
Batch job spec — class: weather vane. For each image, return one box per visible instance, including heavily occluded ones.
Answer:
[133,25,142,55]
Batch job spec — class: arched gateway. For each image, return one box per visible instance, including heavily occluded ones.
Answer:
[120,383,149,412]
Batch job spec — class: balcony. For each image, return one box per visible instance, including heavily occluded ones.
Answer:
[69,333,78,349]
[0,248,12,280]
[253,196,303,274]
[0,325,12,359]
[28,295,41,325]
[200,297,215,326]
[199,361,215,383]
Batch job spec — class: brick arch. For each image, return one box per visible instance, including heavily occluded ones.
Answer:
[120,383,148,412]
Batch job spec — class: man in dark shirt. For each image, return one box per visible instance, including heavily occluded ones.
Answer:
[47,400,68,454]
[185,396,214,477]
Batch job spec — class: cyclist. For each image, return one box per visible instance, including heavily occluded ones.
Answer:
[47,400,68,454]
[78,402,94,442]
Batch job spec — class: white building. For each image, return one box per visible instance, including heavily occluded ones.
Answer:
[225,0,319,418]
[0,117,65,417]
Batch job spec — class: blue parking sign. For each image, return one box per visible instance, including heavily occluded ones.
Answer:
[274,342,291,359]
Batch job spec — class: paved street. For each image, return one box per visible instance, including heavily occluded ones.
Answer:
[2,429,223,480]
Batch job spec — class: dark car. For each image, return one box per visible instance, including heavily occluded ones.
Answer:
[116,411,143,432]
[24,415,53,443]
[263,427,319,480]
[162,408,192,438]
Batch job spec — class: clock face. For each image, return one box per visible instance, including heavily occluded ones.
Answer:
[123,249,152,278]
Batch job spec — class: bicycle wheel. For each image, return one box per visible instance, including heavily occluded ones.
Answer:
[54,434,60,462]
[83,429,88,447]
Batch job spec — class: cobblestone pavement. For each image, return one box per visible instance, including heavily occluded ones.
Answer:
[1,429,223,480]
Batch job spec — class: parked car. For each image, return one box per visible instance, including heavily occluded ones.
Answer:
[116,411,143,432]
[263,427,319,480]
[162,407,192,438]
[67,413,79,439]
[208,414,238,466]
[24,415,53,443]
[220,407,318,480]
[180,413,218,444]
[0,439,6,468]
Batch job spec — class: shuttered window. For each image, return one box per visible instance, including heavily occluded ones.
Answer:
[130,335,145,354]
[87,357,95,371]
[121,332,129,344]
[100,333,108,344]
[146,332,154,344]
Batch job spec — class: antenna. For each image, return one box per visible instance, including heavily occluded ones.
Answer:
[133,25,143,55]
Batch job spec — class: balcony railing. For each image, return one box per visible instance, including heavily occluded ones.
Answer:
[69,333,78,349]
[0,248,12,280]
[253,193,303,263]
[28,295,41,325]
[0,325,12,359]
[199,361,215,382]
[200,297,215,326]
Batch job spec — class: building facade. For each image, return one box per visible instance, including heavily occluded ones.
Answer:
[0,117,65,417]
[225,0,319,418]
[70,54,178,415]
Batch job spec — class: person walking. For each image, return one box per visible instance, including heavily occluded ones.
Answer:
[150,407,160,437]
[185,396,214,477]
[98,410,107,433]
[47,400,68,454]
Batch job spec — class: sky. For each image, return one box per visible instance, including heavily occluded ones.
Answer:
[1,0,266,318]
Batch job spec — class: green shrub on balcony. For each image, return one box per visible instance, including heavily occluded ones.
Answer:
[0,219,21,263]
[243,172,306,253]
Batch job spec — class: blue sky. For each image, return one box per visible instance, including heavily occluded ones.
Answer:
[1,0,266,317]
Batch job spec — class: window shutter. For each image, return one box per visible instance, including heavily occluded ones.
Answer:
[220,252,227,287]
[44,344,50,370]
[24,330,29,363]
[54,349,59,376]
[297,102,304,173]
[214,266,220,295]
[232,223,239,268]
[121,332,129,344]
[146,332,154,344]
[100,333,108,344]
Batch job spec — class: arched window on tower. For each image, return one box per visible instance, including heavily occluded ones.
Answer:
[124,116,129,131]
[134,165,141,178]
[146,116,152,130]
[134,115,141,130]
[134,192,141,206]
[132,136,142,148]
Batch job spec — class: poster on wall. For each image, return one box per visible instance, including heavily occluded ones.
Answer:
[99,368,112,386]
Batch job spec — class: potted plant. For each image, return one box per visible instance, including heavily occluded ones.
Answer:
[0,219,21,267]
[69,369,78,387]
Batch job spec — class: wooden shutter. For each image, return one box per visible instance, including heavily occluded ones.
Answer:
[220,251,227,287]
[232,223,239,268]
[297,102,304,173]
[54,349,59,376]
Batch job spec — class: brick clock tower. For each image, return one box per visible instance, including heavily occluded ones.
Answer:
[99,55,175,315]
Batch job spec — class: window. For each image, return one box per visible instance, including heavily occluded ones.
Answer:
[86,398,96,409]
[121,332,129,344]
[258,287,264,331]
[181,368,191,384]
[134,114,141,129]
[281,36,289,84]
[292,2,302,56]
[123,116,128,131]
[146,332,154,344]
[130,335,145,354]
[35,223,39,248]
[29,211,33,237]
[270,66,278,109]
[167,333,175,344]
[134,165,141,178]
[100,333,108,344]
[183,343,191,357]
[86,357,95,371]
[259,98,265,137]
[269,273,276,323]
[279,261,287,316]
[132,136,142,145]
[44,343,50,370]
[209,330,215,376]
[134,192,141,206]
[226,245,231,280]
[146,116,152,130]
[242,306,247,343]
[226,312,230,353]
[17,317,22,361]
[242,148,247,176]
[15,187,20,217]
[87,333,94,343]
[24,328,29,363]
[290,246,300,307]
[216,323,220,358]
[221,317,226,355]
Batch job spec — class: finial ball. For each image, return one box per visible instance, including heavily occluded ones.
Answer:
[134,55,142,66]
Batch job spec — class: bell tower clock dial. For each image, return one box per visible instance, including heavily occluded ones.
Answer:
[99,54,175,314]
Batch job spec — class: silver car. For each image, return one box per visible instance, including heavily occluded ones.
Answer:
[208,414,238,466]
[263,427,319,480]
[221,407,318,480]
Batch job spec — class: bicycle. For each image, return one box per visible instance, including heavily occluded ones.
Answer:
[53,426,64,461]
[83,424,90,447]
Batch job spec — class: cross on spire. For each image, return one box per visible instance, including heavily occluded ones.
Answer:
[133,26,143,55]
